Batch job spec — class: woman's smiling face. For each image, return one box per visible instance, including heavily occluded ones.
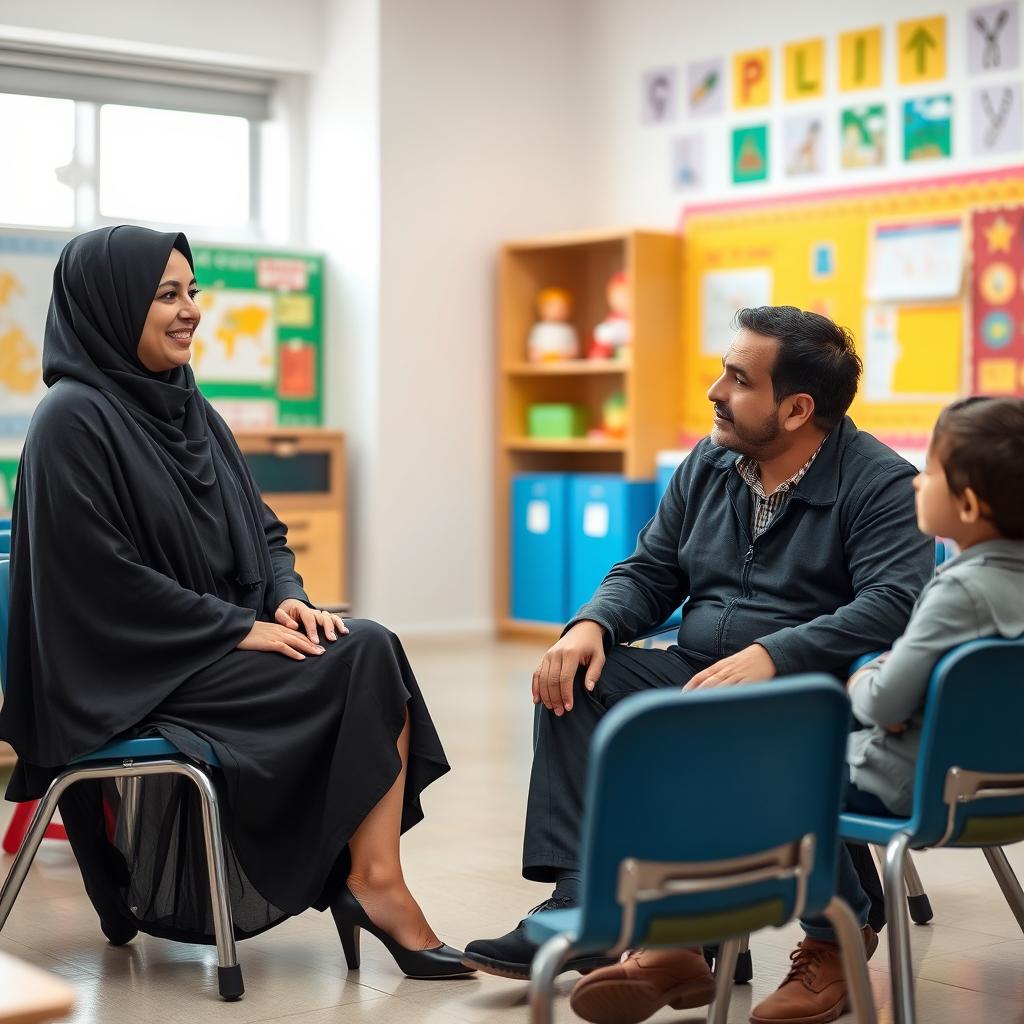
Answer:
[136,248,201,373]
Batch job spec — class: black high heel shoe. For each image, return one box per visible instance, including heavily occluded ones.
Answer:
[330,885,476,980]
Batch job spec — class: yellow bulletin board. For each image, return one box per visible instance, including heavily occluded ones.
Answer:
[679,166,1024,441]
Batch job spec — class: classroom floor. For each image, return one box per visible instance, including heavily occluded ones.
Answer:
[2,636,1024,1024]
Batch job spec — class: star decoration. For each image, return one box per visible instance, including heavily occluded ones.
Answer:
[985,215,1014,254]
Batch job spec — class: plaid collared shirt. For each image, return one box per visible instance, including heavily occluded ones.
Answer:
[735,437,828,539]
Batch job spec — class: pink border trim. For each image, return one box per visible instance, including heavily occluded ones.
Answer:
[677,164,1024,232]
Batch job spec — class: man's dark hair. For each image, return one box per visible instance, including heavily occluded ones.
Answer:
[734,305,863,430]
[933,396,1024,539]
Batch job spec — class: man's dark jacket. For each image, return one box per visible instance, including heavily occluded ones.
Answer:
[572,417,934,675]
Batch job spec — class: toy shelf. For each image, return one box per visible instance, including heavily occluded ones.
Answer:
[495,228,681,639]
[503,361,628,376]
[504,436,628,452]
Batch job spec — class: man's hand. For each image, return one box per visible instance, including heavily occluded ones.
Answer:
[533,620,607,716]
[682,643,776,692]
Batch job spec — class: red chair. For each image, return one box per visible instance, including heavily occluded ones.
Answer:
[3,802,67,855]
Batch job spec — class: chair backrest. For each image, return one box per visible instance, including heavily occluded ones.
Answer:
[934,537,957,567]
[575,676,851,950]
[0,530,9,556]
[909,636,1024,847]
[0,557,9,693]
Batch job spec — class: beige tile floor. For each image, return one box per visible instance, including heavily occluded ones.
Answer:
[2,636,1024,1023]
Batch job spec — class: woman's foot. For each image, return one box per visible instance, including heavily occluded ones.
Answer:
[346,870,440,951]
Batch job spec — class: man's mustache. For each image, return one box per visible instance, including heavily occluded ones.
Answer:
[713,404,733,422]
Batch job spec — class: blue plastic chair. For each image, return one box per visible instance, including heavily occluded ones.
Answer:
[840,637,1024,1024]
[0,558,245,1000]
[0,531,9,556]
[524,677,877,1024]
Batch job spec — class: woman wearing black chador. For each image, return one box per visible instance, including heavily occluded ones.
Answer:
[0,225,471,980]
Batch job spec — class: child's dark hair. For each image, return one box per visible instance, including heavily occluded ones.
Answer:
[932,396,1024,539]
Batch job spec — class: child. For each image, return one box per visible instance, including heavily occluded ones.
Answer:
[750,395,1024,1024]
[568,396,1024,1024]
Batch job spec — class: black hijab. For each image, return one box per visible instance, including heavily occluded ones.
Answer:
[44,225,263,590]
[0,225,304,775]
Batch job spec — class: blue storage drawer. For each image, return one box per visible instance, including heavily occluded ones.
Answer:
[511,473,570,623]
[655,449,692,502]
[568,475,655,614]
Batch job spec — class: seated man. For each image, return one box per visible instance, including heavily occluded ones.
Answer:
[463,306,934,993]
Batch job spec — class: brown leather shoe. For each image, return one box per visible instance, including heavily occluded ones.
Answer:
[750,926,878,1024]
[569,947,716,1024]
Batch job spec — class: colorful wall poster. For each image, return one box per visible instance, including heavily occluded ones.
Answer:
[904,95,953,161]
[971,83,1023,154]
[967,2,1020,72]
[0,232,325,443]
[898,16,947,84]
[783,38,825,101]
[839,27,884,91]
[841,105,886,168]
[686,58,725,117]
[641,68,677,123]
[971,206,1024,394]
[732,49,771,109]
[868,218,964,302]
[0,233,63,441]
[672,134,706,191]
[731,125,769,184]
[191,246,324,428]
[783,113,826,177]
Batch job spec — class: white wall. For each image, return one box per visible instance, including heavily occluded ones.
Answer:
[584,0,1022,227]
[305,0,383,620]
[370,0,598,633]
[0,0,323,72]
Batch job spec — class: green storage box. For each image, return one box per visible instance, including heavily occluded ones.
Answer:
[527,403,589,439]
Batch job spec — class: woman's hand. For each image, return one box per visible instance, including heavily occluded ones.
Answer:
[275,598,349,644]
[236,620,326,661]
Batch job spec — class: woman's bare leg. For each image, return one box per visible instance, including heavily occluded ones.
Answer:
[345,710,440,950]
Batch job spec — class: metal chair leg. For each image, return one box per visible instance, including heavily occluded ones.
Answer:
[179,763,243,1001]
[0,768,80,930]
[824,896,877,1024]
[529,933,575,1024]
[708,936,740,1024]
[883,833,916,1024]
[733,931,753,983]
[873,843,933,925]
[901,850,933,925]
[983,846,1024,936]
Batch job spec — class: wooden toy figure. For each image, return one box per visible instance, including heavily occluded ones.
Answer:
[527,287,580,363]
[588,271,631,359]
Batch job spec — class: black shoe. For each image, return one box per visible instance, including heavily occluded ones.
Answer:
[330,886,475,980]
[461,895,616,980]
[100,915,138,947]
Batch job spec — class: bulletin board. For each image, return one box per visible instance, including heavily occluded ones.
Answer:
[0,231,325,512]
[678,164,1024,442]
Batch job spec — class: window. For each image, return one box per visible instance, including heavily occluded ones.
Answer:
[98,105,252,229]
[0,93,76,228]
[0,46,283,241]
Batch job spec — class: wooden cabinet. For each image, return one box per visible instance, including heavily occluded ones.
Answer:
[234,429,348,610]
[496,229,681,640]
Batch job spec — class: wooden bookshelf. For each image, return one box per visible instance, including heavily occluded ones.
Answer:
[495,229,681,639]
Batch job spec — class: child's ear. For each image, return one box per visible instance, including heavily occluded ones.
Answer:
[958,486,985,524]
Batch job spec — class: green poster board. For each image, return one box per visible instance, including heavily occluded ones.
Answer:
[190,246,325,428]
[0,234,325,512]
